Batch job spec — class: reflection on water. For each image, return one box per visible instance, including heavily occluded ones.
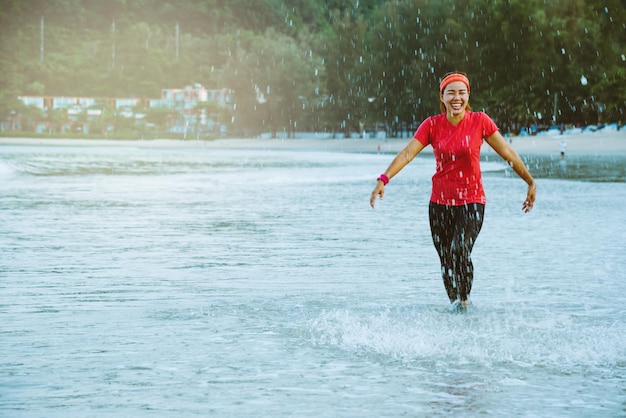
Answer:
[1,143,625,417]
[518,154,626,182]
[559,158,567,176]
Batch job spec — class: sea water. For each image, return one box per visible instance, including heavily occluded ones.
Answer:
[1,141,624,417]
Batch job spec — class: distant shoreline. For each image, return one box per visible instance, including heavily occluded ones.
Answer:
[1,130,624,157]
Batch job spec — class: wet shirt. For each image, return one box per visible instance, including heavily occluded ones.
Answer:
[414,111,499,206]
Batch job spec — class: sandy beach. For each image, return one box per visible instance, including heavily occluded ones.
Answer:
[1,129,624,157]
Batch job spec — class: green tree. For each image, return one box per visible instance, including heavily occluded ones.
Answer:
[222,28,323,138]
[320,5,369,137]
[1,0,625,135]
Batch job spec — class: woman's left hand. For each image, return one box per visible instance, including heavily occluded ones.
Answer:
[522,182,536,213]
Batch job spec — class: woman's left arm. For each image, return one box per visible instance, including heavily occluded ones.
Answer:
[485,131,536,212]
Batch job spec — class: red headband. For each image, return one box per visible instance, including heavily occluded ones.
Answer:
[440,73,470,93]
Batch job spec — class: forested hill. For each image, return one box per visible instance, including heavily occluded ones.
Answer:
[1,0,625,135]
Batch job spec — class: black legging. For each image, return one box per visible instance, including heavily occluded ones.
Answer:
[429,202,485,303]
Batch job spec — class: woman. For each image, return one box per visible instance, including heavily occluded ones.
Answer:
[370,72,536,310]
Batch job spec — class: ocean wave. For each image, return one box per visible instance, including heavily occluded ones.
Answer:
[0,160,17,178]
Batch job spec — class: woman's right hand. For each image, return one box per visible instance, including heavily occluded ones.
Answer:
[370,182,385,208]
[369,138,425,209]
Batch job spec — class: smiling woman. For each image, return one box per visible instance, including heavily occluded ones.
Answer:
[370,71,537,310]
[438,72,472,115]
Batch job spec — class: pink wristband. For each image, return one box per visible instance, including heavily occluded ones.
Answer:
[377,174,389,185]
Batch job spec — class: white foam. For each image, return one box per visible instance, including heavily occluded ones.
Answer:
[0,160,17,177]
[307,305,623,369]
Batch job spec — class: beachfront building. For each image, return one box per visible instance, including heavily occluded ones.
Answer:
[9,84,232,135]
[145,85,232,134]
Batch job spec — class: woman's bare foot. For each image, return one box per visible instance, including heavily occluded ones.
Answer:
[451,299,471,312]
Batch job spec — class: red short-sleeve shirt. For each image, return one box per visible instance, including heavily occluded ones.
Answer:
[413,111,499,206]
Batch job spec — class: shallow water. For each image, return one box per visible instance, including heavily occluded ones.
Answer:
[517,154,626,182]
[1,142,625,417]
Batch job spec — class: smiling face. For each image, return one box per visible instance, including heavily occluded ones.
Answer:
[440,81,470,119]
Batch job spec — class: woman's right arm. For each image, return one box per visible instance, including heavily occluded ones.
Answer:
[370,138,426,208]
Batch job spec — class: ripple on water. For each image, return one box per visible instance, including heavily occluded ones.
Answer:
[306,302,624,373]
